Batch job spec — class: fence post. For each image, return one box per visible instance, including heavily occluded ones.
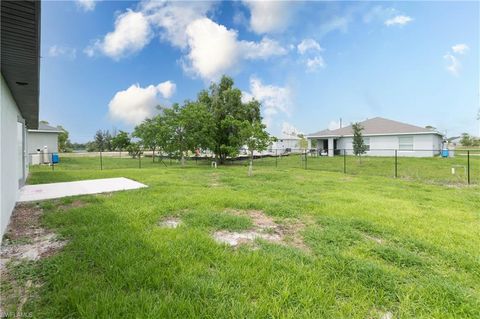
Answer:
[467,150,470,185]
[343,149,346,174]
[100,151,103,170]
[394,150,397,178]
[275,149,278,168]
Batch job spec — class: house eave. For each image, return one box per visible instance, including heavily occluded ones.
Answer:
[307,131,443,139]
[28,129,62,134]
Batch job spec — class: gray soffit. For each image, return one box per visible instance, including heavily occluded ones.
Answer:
[1,0,41,129]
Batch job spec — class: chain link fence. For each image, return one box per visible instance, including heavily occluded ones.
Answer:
[28,148,479,185]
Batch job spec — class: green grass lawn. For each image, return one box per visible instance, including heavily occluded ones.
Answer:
[29,152,480,185]
[4,160,480,318]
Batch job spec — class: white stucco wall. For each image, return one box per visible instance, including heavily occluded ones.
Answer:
[1,74,28,240]
[336,134,443,157]
[269,138,301,153]
[27,131,59,154]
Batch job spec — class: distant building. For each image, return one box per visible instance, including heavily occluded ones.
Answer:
[27,122,63,156]
[307,117,443,157]
[269,136,301,153]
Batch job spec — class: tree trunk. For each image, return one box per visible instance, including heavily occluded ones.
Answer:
[181,151,185,166]
[248,150,253,176]
[152,147,155,163]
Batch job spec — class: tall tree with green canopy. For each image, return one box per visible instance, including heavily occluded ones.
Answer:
[133,117,168,162]
[162,101,215,166]
[352,122,368,162]
[111,130,131,155]
[197,75,263,164]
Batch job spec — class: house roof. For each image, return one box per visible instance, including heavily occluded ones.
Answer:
[308,117,442,138]
[28,122,63,133]
[1,0,41,129]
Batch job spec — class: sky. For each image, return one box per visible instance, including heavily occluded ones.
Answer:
[40,0,479,143]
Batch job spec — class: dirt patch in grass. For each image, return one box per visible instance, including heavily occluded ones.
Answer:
[1,203,67,269]
[158,217,182,229]
[57,199,86,211]
[0,203,67,315]
[214,210,315,251]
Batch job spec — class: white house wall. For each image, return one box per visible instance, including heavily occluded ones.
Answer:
[1,74,28,240]
[27,132,59,154]
[336,134,442,157]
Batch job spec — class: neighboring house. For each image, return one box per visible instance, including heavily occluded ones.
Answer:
[307,117,443,157]
[269,136,301,153]
[27,122,63,156]
[448,136,462,147]
[1,0,41,240]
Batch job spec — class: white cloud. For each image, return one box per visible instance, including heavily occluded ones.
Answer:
[306,56,326,72]
[363,6,396,24]
[444,53,461,76]
[297,39,322,55]
[156,80,176,99]
[243,1,292,34]
[243,77,292,128]
[242,37,288,59]
[142,1,214,49]
[183,18,287,80]
[318,16,350,38]
[444,43,469,76]
[86,10,152,60]
[385,15,413,26]
[328,120,341,130]
[108,81,176,125]
[452,44,469,55]
[87,2,286,79]
[48,45,77,60]
[76,0,96,12]
[183,18,240,81]
[281,122,302,138]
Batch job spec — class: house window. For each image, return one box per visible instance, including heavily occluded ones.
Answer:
[364,137,370,151]
[399,136,413,150]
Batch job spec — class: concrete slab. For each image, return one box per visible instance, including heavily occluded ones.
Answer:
[18,177,147,202]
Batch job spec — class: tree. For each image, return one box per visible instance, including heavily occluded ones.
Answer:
[242,120,270,176]
[56,125,72,152]
[111,130,131,152]
[94,130,106,151]
[104,130,113,151]
[197,75,262,164]
[127,142,142,159]
[92,130,113,151]
[133,116,168,162]
[157,101,215,166]
[459,133,479,147]
[298,134,308,151]
[352,122,368,160]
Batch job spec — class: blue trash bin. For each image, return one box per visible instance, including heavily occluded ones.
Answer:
[52,153,59,163]
[441,149,449,158]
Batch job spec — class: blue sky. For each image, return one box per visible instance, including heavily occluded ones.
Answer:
[40,0,479,142]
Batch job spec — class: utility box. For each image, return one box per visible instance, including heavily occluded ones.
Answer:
[52,153,59,164]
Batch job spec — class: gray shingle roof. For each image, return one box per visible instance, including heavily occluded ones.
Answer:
[308,117,441,137]
[28,122,64,133]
